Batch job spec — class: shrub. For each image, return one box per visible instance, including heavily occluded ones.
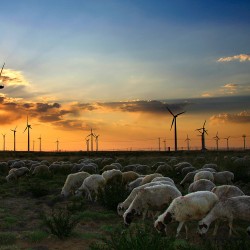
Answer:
[24,230,48,243]
[0,232,16,245]
[66,196,86,213]
[98,178,129,211]
[42,208,80,239]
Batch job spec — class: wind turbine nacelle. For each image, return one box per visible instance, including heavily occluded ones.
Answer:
[0,85,4,89]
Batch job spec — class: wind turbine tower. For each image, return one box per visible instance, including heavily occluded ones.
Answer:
[158,137,161,151]
[10,126,17,151]
[0,62,5,89]
[86,129,95,151]
[23,116,32,152]
[213,132,220,151]
[167,107,185,151]
[38,135,42,152]
[224,136,230,151]
[2,134,6,151]
[55,139,59,152]
[243,134,246,150]
[185,134,191,151]
[196,120,208,151]
[162,138,166,151]
[86,138,90,152]
[95,135,99,151]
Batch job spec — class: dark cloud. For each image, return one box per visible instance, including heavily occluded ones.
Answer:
[36,102,61,112]
[53,119,89,131]
[23,103,34,109]
[39,114,62,122]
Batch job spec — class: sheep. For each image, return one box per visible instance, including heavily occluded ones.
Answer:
[247,226,250,236]
[194,171,214,182]
[80,163,98,174]
[127,177,144,191]
[174,162,192,174]
[213,171,234,185]
[117,181,176,216]
[155,163,173,176]
[102,169,122,183]
[151,176,175,184]
[198,196,250,236]
[10,160,26,169]
[154,191,218,239]
[61,171,90,197]
[211,185,245,200]
[188,179,216,193]
[122,164,138,172]
[32,164,50,176]
[180,171,198,187]
[181,166,196,176]
[75,174,106,201]
[122,171,140,186]
[123,184,182,225]
[100,164,119,173]
[140,173,163,186]
[135,164,150,175]
[202,163,219,171]
[198,167,217,173]
[6,167,30,182]
[151,162,167,171]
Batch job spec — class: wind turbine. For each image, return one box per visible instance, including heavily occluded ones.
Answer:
[167,107,185,151]
[162,138,166,151]
[23,116,32,152]
[85,138,90,152]
[196,120,208,151]
[185,134,191,151]
[213,132,220,151]
[95,135,99,151]
[242,134,246,150]
[2,133,6,151]
[86,128,96,151]
[55,139,59,152]
[38,135,42,152]
[0,63,5,89]
[158,137,161,151]
[10,126,17,151]
[224,136,230,151]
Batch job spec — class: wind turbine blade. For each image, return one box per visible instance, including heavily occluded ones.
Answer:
[203,120,206,128]
[24,127,27,133]
[0,63,5,77]
[176,111,185,116]
[167,107,174,116]
[170,118,175,130]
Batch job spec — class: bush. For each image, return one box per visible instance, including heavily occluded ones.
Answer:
[98,178,129,211]
[0,232,16,245]
[42,208,80,239]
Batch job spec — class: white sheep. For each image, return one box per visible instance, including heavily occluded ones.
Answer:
[102,169,122,183]
[188,179,216,193]
[194,171,214,182]
[198,196,250,236]
[202,163,219,171]
[154,191,218,239]
[151,176,175,184]
[123,184,182,225]
[180,171,198,186]
[211,185,244,200]
[140,173,163,186]
[122,171,140,185]
[6,167,30,182]
[75,174,106,201]
[213,171,234,185]
[117,181,176,216]
[127,177,144,191]
[32,164,50,176]
[61,171,90,197]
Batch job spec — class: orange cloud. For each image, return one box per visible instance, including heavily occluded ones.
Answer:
[210,111,250,124]
[217,54,250,62]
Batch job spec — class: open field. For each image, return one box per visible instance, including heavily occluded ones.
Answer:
[0,150,250,250]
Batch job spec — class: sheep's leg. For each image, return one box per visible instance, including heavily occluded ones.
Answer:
[185,224,188,239]
[142,209,148,220]
[213,221,220,236]
[176,222,185,238]
[228,220,233,236]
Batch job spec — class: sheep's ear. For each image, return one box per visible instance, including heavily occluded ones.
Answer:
[163,212,172,224]
[198,223,208,230]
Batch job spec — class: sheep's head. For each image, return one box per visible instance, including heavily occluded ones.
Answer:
[117,203,126,216]
[154,220,166,233]
[197,221,209,235]
[124,209,137,226]
[163,212,173,224]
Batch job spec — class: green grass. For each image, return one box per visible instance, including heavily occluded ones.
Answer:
[3,216,19,228]
[23,230,49,243]
[0,246,20,250]
[76,210,117,221]
[0,232,16,246]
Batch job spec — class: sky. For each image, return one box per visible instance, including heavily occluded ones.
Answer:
[0,0,249,151]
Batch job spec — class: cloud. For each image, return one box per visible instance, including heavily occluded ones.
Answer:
[36,102,61,112]
[210,111,250,124]
[217,54,250,62]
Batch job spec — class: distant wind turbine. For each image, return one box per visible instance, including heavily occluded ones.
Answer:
[85,138,90,152]
[185,134,191,151]
[167,107,185,151]
[0,63,5,89]
[38,135,42,152]
[95,135,99,151]
[196,120,208,151]
[223,136,230,151]
[11,126,17,151]
[55,139,59,152]
[162,138,166,151]
[23,116,32,152]
[2,133,6,151]
[86,128,96,151]
[242,134,246,150]
[213,132,220,151]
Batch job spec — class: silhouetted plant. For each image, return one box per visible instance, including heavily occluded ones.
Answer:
[42,208,80,239]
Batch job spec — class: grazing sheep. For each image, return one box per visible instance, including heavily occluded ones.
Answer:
[198,196,250,236]
[211,185,245,200]
[151,162,167,171]
[102,169,122,183]
[181,166,196,176]
[80,163,98,174]
[61,171,90,197]
[202,163,219,171]
[123,185,182,225]
[127,177,144,191]
[174,162,192,173]
[6,167,30,182]
[155,163,173,176]
[75,174,106,201]
[140,173,163,186]
[101,164,119,173]
[117,181,175,216]
[198,168,217,173]
[194,171,214,182]
[213,171,234,185]
[180,171,198,187]
[188,179,216,193]
[10,160,26,169]
[135,164,150,175]
[122,164,138,172]
[151,176,174,184]
[122,171,140,186]
[32,164,50,176]
[154,191,218,239]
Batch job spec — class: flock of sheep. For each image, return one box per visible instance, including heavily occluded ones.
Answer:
[1,154,250,239]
